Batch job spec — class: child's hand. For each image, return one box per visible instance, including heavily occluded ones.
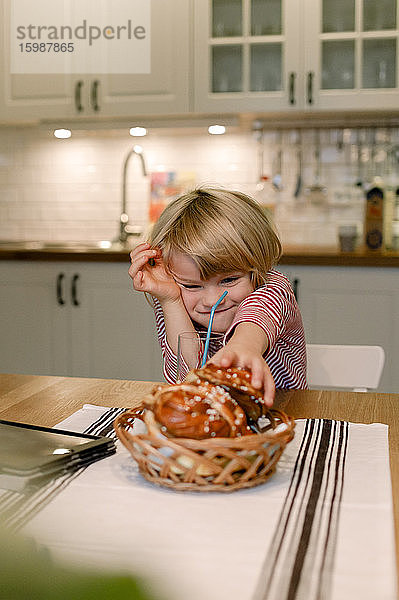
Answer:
[129,243,181,303]
[209,342,275,408]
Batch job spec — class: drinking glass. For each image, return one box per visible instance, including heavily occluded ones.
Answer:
[338,224,358,252]
[177,331,224,382]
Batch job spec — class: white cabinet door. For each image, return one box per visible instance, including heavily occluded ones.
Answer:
[0,0,190,122]
[99,0,190,117]
[278,265,399,393]
[194,0,302,113]
[0,261,164,382]
[69,263,164,382]
[0,262,70,376]
[0,2,73,121]
[303,0,399,111]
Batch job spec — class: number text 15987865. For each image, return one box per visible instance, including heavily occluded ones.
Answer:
[18,42,74,52]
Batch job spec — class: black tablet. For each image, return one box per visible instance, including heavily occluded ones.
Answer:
[0,419,115,491]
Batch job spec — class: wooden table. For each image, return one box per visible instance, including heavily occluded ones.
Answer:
[1,372,399,594]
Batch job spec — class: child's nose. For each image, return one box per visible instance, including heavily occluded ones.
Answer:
[203,288,227,308]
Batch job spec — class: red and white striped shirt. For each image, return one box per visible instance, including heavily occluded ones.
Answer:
[152,269,308,389]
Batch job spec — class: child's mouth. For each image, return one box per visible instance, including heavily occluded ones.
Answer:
[198,306,232,316]
[214,306,231,314]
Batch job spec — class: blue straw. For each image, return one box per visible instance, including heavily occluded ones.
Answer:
[201,290,228,367]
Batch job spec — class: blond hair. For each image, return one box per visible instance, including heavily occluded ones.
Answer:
[149,186,282,288]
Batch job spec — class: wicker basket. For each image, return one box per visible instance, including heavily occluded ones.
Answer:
[114,407,295,492]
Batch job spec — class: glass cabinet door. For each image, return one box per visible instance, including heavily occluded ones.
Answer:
[195,0,399,113]
[194,0,301,112]
[305,0,399,110]
[210,0,283,95]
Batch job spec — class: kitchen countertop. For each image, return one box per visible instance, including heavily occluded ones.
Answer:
[280,245,399,267]
[1,241,399,266]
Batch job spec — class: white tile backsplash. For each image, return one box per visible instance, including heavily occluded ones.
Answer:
[0,125,396,246]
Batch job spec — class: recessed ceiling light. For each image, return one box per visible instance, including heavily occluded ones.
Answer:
[130,127,147,137]
[99,240,112,249]
[208,125,226,135]
[54,128,71,139]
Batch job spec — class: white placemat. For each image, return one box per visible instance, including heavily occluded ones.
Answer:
[1,405,396,600]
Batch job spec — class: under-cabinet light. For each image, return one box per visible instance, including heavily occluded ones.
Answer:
[54,128,71,139]
[208,125,226,135]
[130,127,147,137]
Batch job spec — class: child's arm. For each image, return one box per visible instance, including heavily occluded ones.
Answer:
[210,273,303,406]
[129,243,195,355]
[209,322,275,407]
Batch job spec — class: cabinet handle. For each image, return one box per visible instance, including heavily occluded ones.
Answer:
[292,278,299,302]
[91,79,100,111]
[56,273,66,305]
[71,274,80,306]
[306,71,314,105]
[75,80,84,112]
[289,72,296,105]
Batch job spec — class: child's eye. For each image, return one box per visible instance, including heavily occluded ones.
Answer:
[221,276,240,285]
[179,283,202,290]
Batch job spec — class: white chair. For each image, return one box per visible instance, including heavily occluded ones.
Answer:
[306,344,385,392]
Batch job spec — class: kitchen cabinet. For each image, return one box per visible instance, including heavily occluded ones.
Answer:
[0,261,164,382]
[194,0,301,113]
[194,0,399,113]
[2,0,399,122]
[277,264,399,393]
[0,0,190,122]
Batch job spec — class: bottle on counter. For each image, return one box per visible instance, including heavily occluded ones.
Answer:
[395,188,399,221]
[364,176,395,252]
[392,221,399,251]
[391,189,399,252]
[383,172,396,250]
[364,177,384,251]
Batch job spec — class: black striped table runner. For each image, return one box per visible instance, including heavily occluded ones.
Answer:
[254,418,349,600]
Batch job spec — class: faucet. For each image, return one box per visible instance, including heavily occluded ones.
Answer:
[118,145,147,244]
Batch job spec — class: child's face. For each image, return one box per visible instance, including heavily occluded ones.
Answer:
[169,251,254,332]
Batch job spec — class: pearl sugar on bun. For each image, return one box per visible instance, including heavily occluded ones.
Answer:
[142,365,266,440]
